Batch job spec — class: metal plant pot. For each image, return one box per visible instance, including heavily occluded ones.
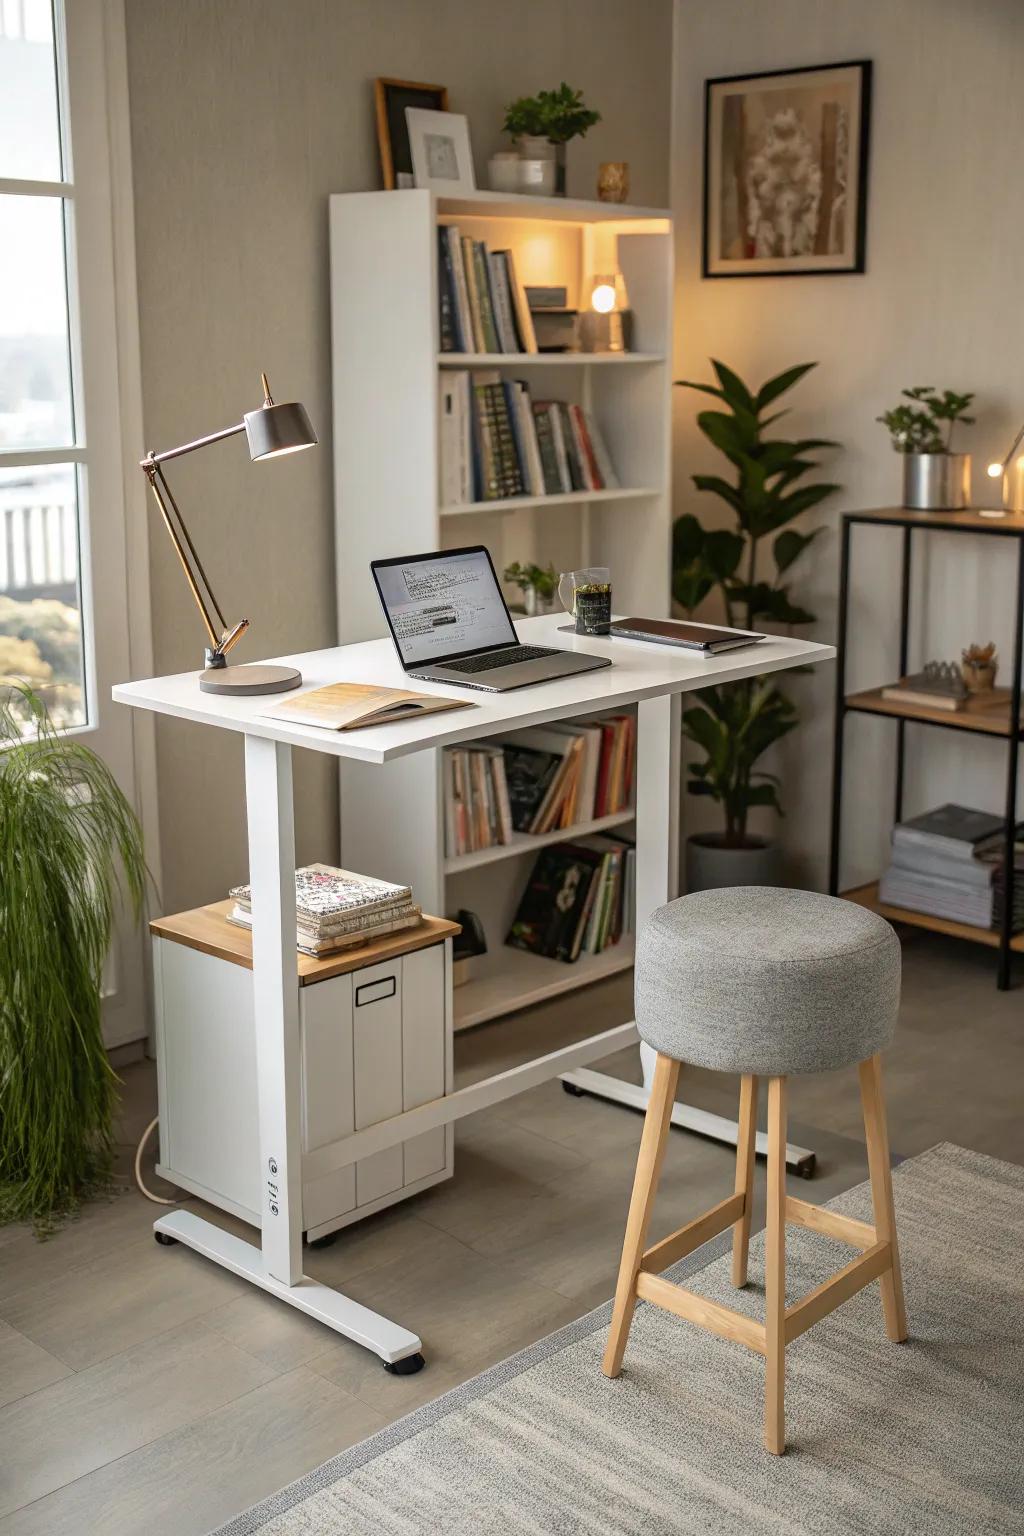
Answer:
[902,452,971,511]
[685,834,782,893]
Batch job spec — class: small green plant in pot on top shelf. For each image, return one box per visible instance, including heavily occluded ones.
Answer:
[502,83,601,196]
[0,683,146,1233]
[876,386,975,511]
[673,360,839,890]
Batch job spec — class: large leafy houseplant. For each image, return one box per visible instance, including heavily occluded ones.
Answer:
[673,361,838,851]
[0,684,146,1229]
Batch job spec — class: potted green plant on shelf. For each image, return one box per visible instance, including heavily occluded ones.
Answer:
[503,561,558,616]
[0,684,146,1232]
[502,83,601,196]
[876,386,975,511]
[673,360,839,890]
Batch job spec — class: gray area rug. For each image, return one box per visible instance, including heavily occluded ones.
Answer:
[214,1143,1024,1535]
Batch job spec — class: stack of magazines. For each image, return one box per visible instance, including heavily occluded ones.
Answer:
[228,863,421,957]
[878,804,1024,931]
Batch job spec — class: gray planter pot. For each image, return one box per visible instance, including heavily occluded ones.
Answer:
[902,452,970,511]
[685,834,782,893]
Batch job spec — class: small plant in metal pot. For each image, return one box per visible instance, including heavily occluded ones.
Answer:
[876,386,975,511]
[503,561,558,616]
[673,360,839,890]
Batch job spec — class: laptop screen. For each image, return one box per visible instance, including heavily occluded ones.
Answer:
[373,547,517,667]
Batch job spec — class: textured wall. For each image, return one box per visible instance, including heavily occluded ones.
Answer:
[672,0,1024,888]
[125,0,672,913]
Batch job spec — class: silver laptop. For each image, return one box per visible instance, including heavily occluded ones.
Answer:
[371,546,612,692]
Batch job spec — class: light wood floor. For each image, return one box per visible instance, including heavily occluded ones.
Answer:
[0,930,1021,1535]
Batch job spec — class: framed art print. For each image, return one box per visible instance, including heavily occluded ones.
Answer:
[406,107,476,195]
[374,78,449,190]
[703,60,871,278]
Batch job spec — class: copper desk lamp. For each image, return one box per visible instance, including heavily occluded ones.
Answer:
[140,373,317,695]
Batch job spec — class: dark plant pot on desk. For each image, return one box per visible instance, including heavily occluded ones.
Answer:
[685,833,782,893]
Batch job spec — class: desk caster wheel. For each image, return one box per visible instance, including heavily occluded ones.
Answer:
[562,1081,585,1097]
[797,1156,817,1180]
[154,1231,178,1246]
[306,1231,339,1250]
[384,1352,425,1376]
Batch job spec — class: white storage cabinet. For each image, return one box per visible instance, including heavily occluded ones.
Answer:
[151,908,456,1242]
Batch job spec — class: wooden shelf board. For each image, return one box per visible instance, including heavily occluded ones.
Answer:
[845,686,1021,738]
[438,352,664,367]
[436,190,671,225]
[445,808,635,875]
[844,505,1024,535]
[441,487,659,518]
[842,883,1024,953]
[453,938,635,1031]
[150,902,460,984]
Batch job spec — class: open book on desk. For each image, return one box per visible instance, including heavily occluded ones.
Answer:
[261,681,472,732]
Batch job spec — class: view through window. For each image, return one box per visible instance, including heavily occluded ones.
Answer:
[0,0,87,728]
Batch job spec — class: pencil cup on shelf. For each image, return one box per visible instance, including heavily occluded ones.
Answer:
[559,567,612,636]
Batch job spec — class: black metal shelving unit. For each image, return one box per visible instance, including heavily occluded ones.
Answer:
[828,505,1024,990]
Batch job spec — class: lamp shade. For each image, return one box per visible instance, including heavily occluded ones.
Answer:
[244,399,317,461]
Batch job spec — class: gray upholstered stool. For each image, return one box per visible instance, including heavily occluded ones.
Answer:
[604,887,908,1456]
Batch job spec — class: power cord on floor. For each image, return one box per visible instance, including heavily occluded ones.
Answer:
[134,1117,179,1205]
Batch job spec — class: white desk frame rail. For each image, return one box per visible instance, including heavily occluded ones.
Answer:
[114,616,834,1369]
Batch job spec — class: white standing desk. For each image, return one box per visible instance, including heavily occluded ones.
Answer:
[114,615,834,1371]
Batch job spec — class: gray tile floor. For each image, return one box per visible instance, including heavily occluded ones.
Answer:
[0,929,1020,1535]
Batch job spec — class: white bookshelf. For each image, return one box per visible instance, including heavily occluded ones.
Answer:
[330,188,672,1030]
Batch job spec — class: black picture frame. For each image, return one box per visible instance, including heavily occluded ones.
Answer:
[375,78,449,190]
[702,60,872,279]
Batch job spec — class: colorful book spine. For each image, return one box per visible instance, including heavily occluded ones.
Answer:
[471,240,502,354]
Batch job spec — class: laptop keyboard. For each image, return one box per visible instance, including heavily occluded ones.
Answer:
[446,645,555,674]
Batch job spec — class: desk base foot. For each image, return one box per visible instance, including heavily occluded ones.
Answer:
[153,1210,424,1364]
[558,1068,817,1178]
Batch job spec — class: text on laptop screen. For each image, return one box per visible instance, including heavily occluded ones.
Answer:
[376,549,517,666]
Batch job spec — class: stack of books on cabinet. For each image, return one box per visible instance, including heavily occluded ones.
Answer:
[877,805,1024,933]
[228,863,422,956]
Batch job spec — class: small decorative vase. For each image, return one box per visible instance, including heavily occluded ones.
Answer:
[961,657,998,692]
[902,451,971,511]
[523,587,553,617]
[597,162,629,203]
[488,152,521,194]
[685,834,782,893]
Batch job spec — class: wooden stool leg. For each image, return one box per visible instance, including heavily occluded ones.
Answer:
[603,1053,681,1378]
[731,1074,759,1288]
[764,1076,787,1455]
[859,1053,908,1343]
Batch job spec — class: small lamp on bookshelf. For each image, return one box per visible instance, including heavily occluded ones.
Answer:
[580,271,632,353]
[986,417,1024,517]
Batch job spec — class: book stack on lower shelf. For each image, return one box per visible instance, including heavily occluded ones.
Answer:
[507,835,635,965]
[877,805,1024,932]
[439,371,618,506]
[443,716,635,859]
[229,863,422,957]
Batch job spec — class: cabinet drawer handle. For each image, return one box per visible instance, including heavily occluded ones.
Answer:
[355,975,397,1007]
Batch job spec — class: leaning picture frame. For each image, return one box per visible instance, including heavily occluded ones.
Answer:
[406,107,476,196]
[703,60,872,278]
[374,78,449,190]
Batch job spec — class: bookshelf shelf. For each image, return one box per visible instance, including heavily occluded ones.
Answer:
[332,187,672,1028]
[441,486,659,518]
[845,685,1022,739]
[843,882,1024,955]
[444,808,636,876]
[453,938,636,1032]
[438,352,665,367]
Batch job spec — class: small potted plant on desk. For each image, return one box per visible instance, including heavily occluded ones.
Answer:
[876,386,975,510]
[503,561,558,616]
[673,360,839,890]
[502,83,601,197]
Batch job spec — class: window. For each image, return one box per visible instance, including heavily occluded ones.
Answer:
[0,0,87,727]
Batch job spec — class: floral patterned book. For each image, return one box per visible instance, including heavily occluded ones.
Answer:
[230,862,413,925]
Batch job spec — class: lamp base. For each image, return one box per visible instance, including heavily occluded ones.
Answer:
[199,663,302,696]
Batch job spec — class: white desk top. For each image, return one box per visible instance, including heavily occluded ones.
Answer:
[112,615,835,764]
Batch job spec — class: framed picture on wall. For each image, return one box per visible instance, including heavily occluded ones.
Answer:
[703,60,872,278]
[406,107,476,195]
[375,78,449,189]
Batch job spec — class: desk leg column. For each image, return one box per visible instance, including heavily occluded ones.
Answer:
[244,734,304,1284]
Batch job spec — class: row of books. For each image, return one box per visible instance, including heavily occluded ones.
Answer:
[438,226,537,355]
[877,804,1024,931]
[443,718,636,859]
[507,836,636,964]
[228,862,421,957]
[439,370,619,505]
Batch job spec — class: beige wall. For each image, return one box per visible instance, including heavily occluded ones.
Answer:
[672,0,1024,889]
[125,0,673,914]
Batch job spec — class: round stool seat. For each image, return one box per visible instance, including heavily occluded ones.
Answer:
[634,887,901,1076]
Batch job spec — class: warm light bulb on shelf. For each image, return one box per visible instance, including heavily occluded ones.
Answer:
[591,282,617,314]
[987,461,1004,478]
